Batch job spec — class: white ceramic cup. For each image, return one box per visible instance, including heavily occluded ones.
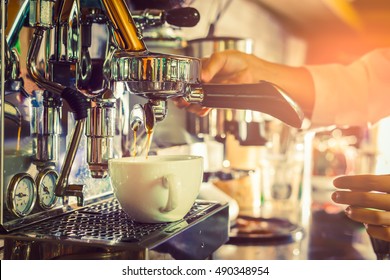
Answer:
[108,155,203,223]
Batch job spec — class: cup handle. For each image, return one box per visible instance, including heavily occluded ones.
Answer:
[160,174,180,213]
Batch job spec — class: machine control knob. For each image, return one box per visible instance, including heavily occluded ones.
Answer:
[165,7,200,27]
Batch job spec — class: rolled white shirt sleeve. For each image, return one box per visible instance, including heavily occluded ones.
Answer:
[305,48,390,127]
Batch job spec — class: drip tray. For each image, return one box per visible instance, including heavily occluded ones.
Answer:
[0,198,229,259]
[228,216,305,245]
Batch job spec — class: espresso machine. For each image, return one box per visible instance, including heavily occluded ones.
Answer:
[0,0,303,259]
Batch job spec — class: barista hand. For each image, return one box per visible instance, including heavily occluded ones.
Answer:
[201,49,273,84]
[173,50,278,116]
[332,174,390,242]
[173,50,314,117]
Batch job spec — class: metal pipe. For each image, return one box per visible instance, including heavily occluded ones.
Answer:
[100,0,146,52]
[6,0,29,48]
[55,118,85,197]
[86,99,116,178]
[53,0,75,61]
[27,28,64,95]
[1,0,6,208]
[54,0,75,23]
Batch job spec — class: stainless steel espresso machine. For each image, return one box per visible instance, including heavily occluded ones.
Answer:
[0,0,304,259]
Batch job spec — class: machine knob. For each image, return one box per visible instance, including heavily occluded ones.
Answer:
[165,7,200,27]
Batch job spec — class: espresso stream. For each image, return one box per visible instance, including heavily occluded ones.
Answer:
[132,128,154,159]
[144,129,153,159]
[132,130,137,157]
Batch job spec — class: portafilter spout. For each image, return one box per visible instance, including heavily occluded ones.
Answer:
[130,100,167,135]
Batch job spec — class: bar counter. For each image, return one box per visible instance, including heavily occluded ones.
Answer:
[0,191,378,260]
[214,187,377,260]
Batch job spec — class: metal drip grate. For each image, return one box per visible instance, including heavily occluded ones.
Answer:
[18,198,210,243]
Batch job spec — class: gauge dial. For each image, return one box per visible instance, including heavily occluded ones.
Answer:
[36,169,59,210]
[7,173,37,217]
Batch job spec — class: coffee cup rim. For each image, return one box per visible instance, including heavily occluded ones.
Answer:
[108,155,203,164]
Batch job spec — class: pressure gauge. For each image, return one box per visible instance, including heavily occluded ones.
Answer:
[7,173,37,217]
[36,169,59,210]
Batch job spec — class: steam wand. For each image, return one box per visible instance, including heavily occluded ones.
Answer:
[27,28,88,206]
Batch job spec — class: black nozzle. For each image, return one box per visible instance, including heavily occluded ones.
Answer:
[61,87,89,120]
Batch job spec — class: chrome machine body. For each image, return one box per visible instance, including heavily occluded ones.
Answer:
[0,0,302,259]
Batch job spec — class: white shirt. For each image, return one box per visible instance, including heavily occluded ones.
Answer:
[305,48,390,127]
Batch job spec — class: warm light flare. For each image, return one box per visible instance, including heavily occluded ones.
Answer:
[322,0,364,32]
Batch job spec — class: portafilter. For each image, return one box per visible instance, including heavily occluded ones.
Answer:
[108,50,304,129]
